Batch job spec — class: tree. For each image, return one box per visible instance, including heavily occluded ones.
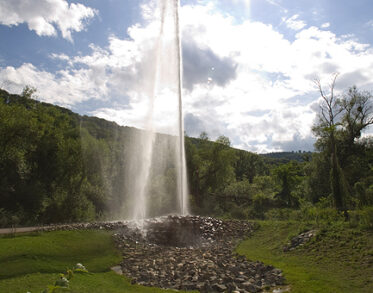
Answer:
[199,131,209,141]
[313,75,373,212]
[313,74,346,211]
[21,85,37,99]
[234,150,266,183]
[340,86,373,144]
[273,162,302,207]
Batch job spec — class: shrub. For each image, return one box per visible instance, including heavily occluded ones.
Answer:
[230,205,247,220]
[264,208,301,221]
[359,206,373,230]
[0,209,10,228]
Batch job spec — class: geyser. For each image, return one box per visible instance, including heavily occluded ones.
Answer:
[126,0,188,220]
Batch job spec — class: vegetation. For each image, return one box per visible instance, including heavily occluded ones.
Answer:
[1,80,373,291]
[1,80,373,225]
[0,230,193,293]
[237,221,373,293]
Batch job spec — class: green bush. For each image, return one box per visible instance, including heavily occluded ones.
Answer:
[348,210,361,228]
[301,205,344,224]
[264,208,301,221]
[359,206,373,230]
[246,193,275,219]
[230,205,247,220]
[0,209,10,228]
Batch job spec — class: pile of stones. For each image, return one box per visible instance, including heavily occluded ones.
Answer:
[113,215,284,292]
[39,215,285,292]
[283,230,317,252]
[41,221,127,232]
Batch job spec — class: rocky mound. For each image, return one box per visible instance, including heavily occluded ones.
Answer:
[40,215,285,292]
[113,215,284,292]
[283,230,317,252]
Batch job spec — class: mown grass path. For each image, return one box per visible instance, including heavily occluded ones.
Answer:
[236,221,373,293]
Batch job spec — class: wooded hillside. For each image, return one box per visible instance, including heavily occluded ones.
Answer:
[1,87,373,227]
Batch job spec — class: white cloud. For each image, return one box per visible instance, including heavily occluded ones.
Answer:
[0,0,97,41]
[0,63,108,107]
[282,14,307,31]
[321,22,330,28]
[1,2,373,152]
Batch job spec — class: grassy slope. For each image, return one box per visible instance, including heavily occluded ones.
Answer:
[236,221,373,293]
[0,230,190,293]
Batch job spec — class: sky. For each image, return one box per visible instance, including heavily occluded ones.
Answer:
[1,0,373,153]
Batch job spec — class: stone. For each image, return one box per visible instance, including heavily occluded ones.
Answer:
[110,265,122,275]
[283,229,317,251]
[40,215,285,293]
[212,283,227,292]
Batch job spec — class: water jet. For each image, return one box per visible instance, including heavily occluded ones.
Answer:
[126,0,188,221]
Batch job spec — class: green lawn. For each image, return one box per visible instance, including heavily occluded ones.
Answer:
[1,223,372,292]
[236,221,373,293]
[0,230,190,293]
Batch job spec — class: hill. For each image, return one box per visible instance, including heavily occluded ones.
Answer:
[0,89,274,225]
[261,151,312,164]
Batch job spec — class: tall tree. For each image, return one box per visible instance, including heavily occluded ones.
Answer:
[313,76,373,211]
[313,74,346,211]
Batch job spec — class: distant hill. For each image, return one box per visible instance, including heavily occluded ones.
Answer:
[261,151,312,164]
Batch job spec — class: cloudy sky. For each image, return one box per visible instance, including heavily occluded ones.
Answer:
[1,0,373,153]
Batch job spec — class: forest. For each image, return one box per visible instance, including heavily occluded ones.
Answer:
[1,84,373,228]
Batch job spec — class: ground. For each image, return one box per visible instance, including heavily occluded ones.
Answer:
[0,220,372,292]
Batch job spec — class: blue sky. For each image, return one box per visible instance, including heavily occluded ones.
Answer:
[1,0,373,153]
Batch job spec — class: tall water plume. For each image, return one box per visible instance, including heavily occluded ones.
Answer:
[126,0,188,220]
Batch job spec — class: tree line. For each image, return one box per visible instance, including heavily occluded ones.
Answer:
[1,80,373,227]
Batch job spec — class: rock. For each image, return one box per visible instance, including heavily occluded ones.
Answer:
[110,265,122,275]
[283,230,317,251]
[40,215,285,292]
[212,283,227,292]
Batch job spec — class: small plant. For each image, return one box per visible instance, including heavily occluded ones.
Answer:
[74,262,88,273]
[55,275,69,287]
[27,263,88,293]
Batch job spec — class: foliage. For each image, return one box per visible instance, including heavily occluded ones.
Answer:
[273,161,303,207]
[312,77,373,212]
[359,206,373,230]
[1,85,373,224]
[21,85,38,99]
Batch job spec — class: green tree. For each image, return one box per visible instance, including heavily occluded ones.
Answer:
[313,76,373,211]
[273,162,302,207]
[21,85,37,99]
[313,75,347,211]
[234,150,266,183]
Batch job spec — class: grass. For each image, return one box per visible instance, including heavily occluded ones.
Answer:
[0,272,183,293]
[0,230,120,278]
[0,230,192,293]
[236,221,373,293]
[1,223,372,292]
